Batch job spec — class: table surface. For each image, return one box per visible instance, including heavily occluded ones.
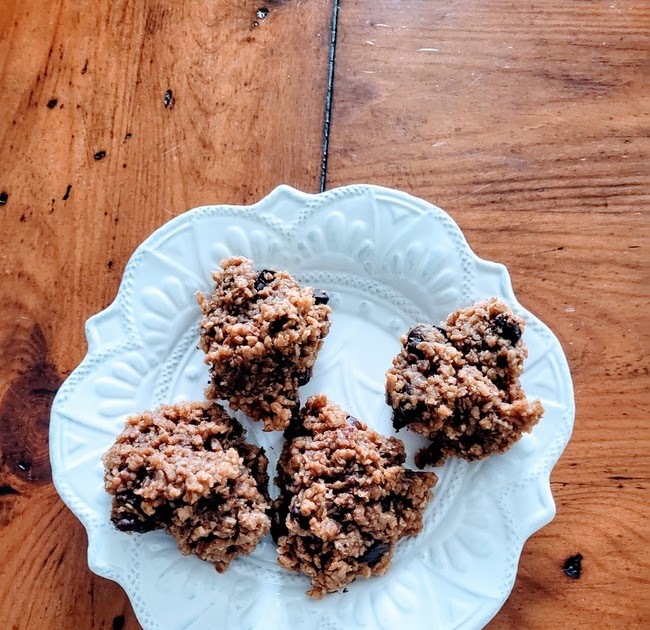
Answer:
[0,1,648,628]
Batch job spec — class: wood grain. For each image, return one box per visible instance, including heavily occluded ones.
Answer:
[0,0,333,628]
[1,0,648,627]
[328,0,650,627]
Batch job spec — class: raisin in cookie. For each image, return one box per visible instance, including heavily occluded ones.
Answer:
[386,298,544,467]
[103,401,270,572]
[272,394,437,598]
[198,257,332,431]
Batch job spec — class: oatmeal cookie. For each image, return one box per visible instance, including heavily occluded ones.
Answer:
[272,394,437,598]
[103,401,270,572]
[386,299,544,467]
[198,257,332,431]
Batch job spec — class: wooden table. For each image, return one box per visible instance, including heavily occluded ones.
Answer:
[1,1,648,628]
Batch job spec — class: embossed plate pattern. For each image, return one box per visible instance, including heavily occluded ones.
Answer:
[50,184,574,630]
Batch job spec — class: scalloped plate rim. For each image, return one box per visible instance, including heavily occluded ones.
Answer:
[49,183,575,630]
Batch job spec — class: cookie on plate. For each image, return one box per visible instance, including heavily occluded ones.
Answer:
[386,298,544,467]
[272,394,437,598]
[103,401,270,572]
[198,257,332,431]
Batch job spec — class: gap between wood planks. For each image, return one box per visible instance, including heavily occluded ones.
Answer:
[319,0,340,192]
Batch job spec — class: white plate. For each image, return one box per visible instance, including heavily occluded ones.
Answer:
[50,184,574,630]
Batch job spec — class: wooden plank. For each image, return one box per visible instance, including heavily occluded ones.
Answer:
[327,0,649,627]
[0,0,333,628]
